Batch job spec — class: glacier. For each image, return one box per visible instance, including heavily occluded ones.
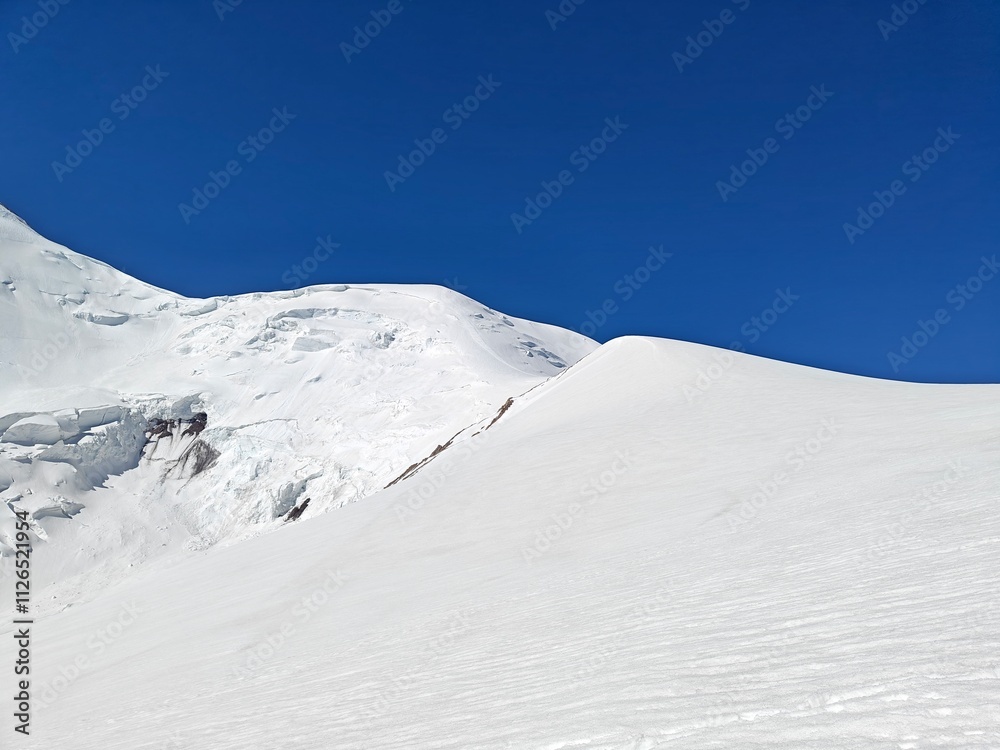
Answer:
[0,204,998,749]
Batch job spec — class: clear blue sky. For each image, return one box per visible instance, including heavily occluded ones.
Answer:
[2,0,998,383]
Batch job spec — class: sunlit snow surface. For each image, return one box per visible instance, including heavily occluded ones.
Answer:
[0,205,595,607]
[1,207,998,748]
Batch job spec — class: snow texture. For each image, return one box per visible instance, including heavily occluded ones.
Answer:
[0,204,998,749]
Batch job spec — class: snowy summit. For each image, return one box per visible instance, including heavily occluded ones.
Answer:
[1,205,998,749]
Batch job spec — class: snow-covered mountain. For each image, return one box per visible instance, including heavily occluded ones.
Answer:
[1,205,998,749]
[0,204,597,605]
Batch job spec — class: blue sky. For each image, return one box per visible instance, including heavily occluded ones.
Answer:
[2,0,998,383]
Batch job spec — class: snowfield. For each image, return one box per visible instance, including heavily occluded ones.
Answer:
[1,205,998,748]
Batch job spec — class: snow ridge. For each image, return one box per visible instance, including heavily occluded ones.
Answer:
[2,206,998,750]
[0,202,39,243]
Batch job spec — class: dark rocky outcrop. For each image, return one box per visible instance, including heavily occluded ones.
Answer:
[284,497,311,522]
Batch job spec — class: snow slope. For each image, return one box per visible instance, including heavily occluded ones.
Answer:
[0,204,597,608]
[3,326,998,748]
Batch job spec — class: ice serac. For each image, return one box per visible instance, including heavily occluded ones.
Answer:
[0,202,598,606]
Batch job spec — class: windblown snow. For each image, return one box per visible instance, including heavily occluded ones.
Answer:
[0,204,998,749]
